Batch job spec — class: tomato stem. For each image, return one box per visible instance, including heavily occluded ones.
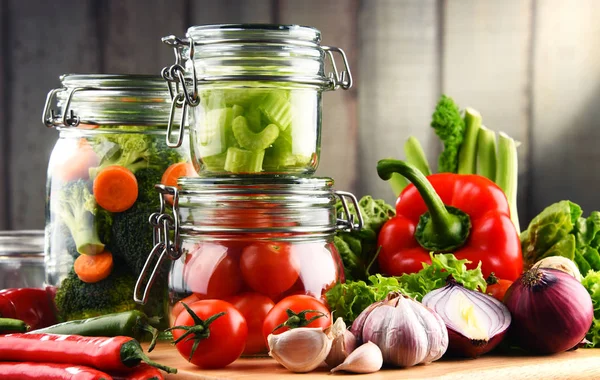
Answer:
[166,302,226,362]
[272,309,327,334]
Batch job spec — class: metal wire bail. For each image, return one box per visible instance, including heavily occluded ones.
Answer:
[323,46,353,90]
[335,190,364,231]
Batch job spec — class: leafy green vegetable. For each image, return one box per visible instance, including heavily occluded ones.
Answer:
[333,196,395,281]
[326,253,487,323]
[431,95,465,173]
[582,270,600,347]
[521,200,600,276]
[53,180,104,255]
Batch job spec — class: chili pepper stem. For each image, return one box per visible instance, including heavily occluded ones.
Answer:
[120,340,178,374]
[377,159,471,252]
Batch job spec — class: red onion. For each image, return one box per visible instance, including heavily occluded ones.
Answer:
[422,281,511,357]
[350,293,448,367]
[503,267,593,354]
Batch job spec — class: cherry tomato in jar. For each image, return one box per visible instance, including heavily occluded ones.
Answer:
[170,300,248,369]
[170,293,204,326]
[291,242,339,300]
[262,295,331,346]
[225,292,275,355]
[487,279,513,302]
[183,243,243,298]
[240,242,300,300]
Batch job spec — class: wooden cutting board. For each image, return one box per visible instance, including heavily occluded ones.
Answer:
[148,343,600,379]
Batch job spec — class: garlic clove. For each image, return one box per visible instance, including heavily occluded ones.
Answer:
[268,327,332,373]
[325,318,357,368]
[331,341,383,374]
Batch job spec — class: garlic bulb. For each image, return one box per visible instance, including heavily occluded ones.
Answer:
[351,293,448,367]
[536,256,582,281]
[325,318,357,368]
[331,342,383,374]
[267,327,332,373]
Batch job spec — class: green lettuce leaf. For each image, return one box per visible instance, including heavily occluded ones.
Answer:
[326,253,487,324]
[582,270,600,348]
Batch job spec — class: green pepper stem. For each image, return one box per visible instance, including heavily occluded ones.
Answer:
[377,159,471,252]
[120,340,178,374]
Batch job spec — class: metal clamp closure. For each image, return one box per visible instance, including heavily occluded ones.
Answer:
[322,46,353,90]
[334,191,364,231]
[42,87,85,128]
[134,184,182,305]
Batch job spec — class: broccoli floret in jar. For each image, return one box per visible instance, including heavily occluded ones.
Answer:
[53,180,104,256]
[54,262,138,321]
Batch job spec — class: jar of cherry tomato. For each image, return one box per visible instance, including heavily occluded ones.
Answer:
[160,24,352,175]
[134,176,362,355]
[42,75,191,324]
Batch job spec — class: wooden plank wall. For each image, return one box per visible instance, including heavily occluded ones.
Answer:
[1,0,600,230]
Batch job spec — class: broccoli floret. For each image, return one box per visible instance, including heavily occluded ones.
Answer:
[431,95,465,173]
[54,262,139,321]
[53,180,104,255]
[89,134,159,178]
[134,167,163,209]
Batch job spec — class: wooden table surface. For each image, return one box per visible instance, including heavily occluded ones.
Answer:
[148,342,600,379]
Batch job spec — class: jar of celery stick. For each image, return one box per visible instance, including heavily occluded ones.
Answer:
[160,24,352,175]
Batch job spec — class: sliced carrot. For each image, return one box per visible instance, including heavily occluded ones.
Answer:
[93,165,138,212]
[74,251,114,283]
[53,138,99,182]
[161,162,197,204]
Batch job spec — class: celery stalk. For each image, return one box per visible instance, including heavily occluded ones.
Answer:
[389,173,409,197]
[458,108,482,174]
[404,136,432,176]
[496,132,520,233]
[476,126,497,181]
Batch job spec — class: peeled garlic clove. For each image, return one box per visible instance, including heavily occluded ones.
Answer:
[331,341,383,374]
[325,318,357,368]
[268,327,332,373]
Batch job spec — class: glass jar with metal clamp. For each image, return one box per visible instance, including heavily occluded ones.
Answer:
[134,176,363,356]
[42,74,190,324]
[160,24,353,175]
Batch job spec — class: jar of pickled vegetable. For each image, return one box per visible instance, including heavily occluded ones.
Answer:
[134,176,362,355]
[42,74,192,324]
[160,24,352,175]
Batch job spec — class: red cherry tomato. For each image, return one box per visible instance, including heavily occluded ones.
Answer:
[240,242,300,299]
[262,295,331,346]
[171,300,247,369]
[184,243,243,298]
[487,279,513,302]
[225,292,275,355]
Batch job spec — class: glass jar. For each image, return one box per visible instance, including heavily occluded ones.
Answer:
[0,230,45,289]
[135,176,362,356]
[160,24,352,175]
[42,74,190,324]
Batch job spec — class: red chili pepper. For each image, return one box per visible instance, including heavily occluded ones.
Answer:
[377,160,523,281]
[0,362,112,380]
[0,288,57,330]
[111,364,164,380]
[0,334,176,374]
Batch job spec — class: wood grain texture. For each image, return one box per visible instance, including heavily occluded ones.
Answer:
[0,2,7,229]
[531,0,600,218]
[147,342,600,379]
[103,0,186,74]
[443,0,532,225]
[6,0,100,229]
[188,0,273,24]
[357,0,440,204]
[277,0,359,193]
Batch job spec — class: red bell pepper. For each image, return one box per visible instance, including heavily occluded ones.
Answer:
[0,288,57,330]
[377,159,523,281]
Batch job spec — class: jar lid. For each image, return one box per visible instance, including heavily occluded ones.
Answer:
[43,74,183,128]
[0,230,44,257]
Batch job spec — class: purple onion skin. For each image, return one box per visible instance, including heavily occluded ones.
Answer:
[503,268,594,355]
[446,328,507,358]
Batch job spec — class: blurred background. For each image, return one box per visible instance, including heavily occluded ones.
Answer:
[0,0,599,230]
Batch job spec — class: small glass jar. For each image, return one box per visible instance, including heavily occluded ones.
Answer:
[135,176,362,356]
[42,75,190,324]
[0,230,45,289]
[160,24,352,175]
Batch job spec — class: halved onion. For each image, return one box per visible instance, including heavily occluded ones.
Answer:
[422,281,511,357]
